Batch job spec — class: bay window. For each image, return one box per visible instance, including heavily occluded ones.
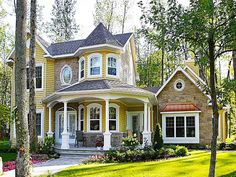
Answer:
[79,57,85,80]
[88,103,102,132]
[88,54,102,77]
[106,54,119,77]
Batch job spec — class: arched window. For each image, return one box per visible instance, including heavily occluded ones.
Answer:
[88,53,102,77]
[60,65,72,85]
[109,103,119,132]
[78,105,84,131]
[79,57,85,81]
[87,103,102,132]
[107,54,118,77]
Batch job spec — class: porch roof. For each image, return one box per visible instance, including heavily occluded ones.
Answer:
[160,103,201,113]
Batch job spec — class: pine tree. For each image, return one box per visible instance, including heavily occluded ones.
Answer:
[153,124,163,150]
[45,0,79,42]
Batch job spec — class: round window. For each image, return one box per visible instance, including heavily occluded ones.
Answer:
[174,79,185,91]
[61,66,72,84]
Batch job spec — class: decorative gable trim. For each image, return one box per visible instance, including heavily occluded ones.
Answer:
[155,66,210,100]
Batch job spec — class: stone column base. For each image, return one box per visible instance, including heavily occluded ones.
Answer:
[61,132,70,149]
[142,131,152,147]
[103,132,111,150]
[47,132,54,137]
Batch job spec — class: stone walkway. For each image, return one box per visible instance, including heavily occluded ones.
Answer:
[2,155,89,177]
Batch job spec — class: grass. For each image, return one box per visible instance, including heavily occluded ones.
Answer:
[53,151,236,177]
[0,140,16,163]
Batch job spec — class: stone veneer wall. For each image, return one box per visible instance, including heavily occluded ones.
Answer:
[55,58,79,90]
[157,71,212,145]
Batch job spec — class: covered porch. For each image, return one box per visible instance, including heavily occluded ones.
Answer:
[43,88,156,150]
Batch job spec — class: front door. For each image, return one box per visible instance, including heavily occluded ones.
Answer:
[56,111,77,144]
[127,112,144,142]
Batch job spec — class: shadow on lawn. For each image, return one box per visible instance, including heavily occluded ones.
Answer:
[221,171,236,177]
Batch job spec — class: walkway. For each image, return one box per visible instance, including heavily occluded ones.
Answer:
[2,155,88,177]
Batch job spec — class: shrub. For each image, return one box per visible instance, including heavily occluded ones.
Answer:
[122,136,139,150]
[153,124,163,150]
[175,146,188,156]
[38,136,55,154]
[159,147,175,158]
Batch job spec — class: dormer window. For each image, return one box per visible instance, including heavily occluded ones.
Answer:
[60,65,72,85]
[79,57,85,81]
[88,53,102,77]
[106,54,118,77]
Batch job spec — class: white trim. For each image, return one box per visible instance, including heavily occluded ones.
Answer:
[155,66,210,100]
[184,65,206,85]
[87,53,103,78]
[109,103,120,132]
[26,63,44,92]
[60,65,73,86]
[162,112,200,144]
[78,57,85,81]
[78,105,85,131]
[174,79,185,91]
[126,111,144,132]
[87,103,102,132]
[106,53,120,78]
[36,109,44,139]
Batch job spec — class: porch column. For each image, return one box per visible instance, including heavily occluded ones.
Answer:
[142,102,152,147]
[61,101,69,149]
[103,99,111,150]
[47,106,53,137]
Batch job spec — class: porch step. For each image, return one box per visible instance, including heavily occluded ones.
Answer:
[54,146,105,156]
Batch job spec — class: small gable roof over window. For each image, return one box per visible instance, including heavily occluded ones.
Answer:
[161,103,201,113]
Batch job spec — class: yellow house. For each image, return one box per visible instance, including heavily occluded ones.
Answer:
[8,23,228,152]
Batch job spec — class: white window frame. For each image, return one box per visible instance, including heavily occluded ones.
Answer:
[78,57,85,81]
[26,63,44,92]
[60,65,73,85]
[36,109,44,139]
[87,103,102,132]
[174,79,185,91]
[161,112,200,144]
[87,53,102,78]
[78,105,85,131]
[106,53,119,78]
[109,103,120,132]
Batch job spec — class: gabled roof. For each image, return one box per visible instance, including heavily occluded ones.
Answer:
[155,66,210,100]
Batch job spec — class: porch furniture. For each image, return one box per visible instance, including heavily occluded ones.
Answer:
[75,130,86,147]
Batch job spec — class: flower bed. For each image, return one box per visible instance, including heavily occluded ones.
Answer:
[3,156,47,172]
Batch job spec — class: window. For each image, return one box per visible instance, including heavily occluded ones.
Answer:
[79,57,85,80]
[174,79,185,91]
[107,56,117,76]
[186,116,195,137]
[166,117,174,137]
[88,103,102,132]
[26,65,43,89]
[162,113,199,143]
[60,65,72,85]
[36,113,42,136]
[79,106,84,131]
[88,54,102,77]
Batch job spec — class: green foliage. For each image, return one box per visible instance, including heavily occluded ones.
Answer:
[37,136,55,155]
[0,104,10,130]
[175,146,188,157]
[153,123,163,150]
[122,136,140,150]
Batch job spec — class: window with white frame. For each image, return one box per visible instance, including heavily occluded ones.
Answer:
[162,113,199,143]
[79,57,85,80]
[79,106,84,131]
[109,104,119,131]
[27,110,43,137]
[88,54,102,76]
[26,65,43,89]
[174,79,185,91]
[88,104,102,131]
[107,55,117,76]
[60,65,72,85]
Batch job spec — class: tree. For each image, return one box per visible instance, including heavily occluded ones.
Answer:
[176,1,236,176]
[153,124,163,150]
[120,0,131,33]
[45,0,79,42]
[94,0,120,33]
[28,0,37,152]
[14,0,32,176]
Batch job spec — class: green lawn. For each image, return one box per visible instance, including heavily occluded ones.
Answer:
[54,151,236,177]
[0,140,16,162]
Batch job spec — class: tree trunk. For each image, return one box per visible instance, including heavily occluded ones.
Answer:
[28,0,37,152]
[208,33,219,177]
[232,51,236,138]
[161,46,164,85]
[15,0,32,176]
